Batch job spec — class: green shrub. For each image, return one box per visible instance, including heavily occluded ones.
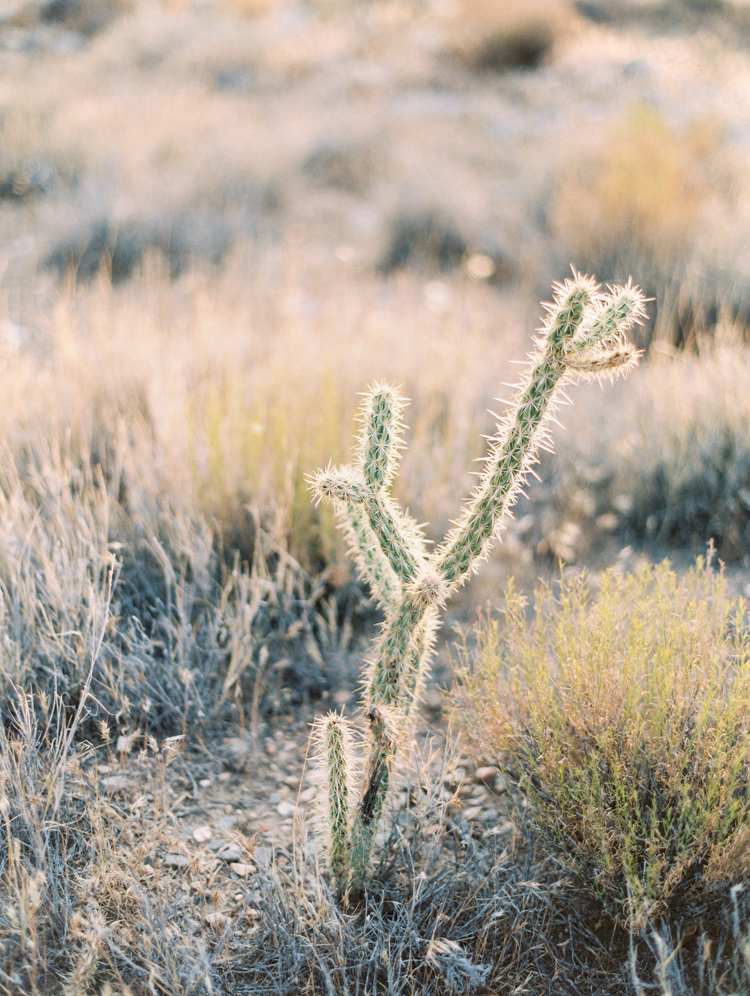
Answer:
[454,557,750,930]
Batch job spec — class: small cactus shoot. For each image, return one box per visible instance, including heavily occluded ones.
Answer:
[309,273,646,900]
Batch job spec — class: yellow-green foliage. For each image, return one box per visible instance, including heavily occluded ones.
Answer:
[455,558,750,929]
[551,102,717,274]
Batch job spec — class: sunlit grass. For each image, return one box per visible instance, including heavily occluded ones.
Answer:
[454,557,750,931]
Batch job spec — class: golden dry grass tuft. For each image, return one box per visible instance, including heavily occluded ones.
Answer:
[454,558,750,932]
[551,103,710,267]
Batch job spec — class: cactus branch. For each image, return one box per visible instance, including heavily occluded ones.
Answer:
[311,712,355,895]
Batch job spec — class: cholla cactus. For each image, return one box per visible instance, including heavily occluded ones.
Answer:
[309,273,646,900]
[310,712,356,893]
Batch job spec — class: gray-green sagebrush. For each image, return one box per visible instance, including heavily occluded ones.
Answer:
[309,272,646,900]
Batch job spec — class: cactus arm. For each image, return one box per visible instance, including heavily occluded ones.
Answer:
[310,471,427,587]
[342,505,402,610]
[567,281,647,354]
[311,713,355,895]
[432,352,566,590]
[368,596,425,706]
[348,706,398,898]
[356,383,407,491]
[363,493,425,584]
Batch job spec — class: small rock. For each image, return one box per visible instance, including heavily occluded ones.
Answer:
[204,911,229,928]
[596,512,619,532]
[217,845,243,863]
[277,801,297,818]
[299,786,317,803]
[613,494,634,516]
[305,768,326,785]
[268,792,281,805]
[443,768,465,790]
[333,690,352,705]
[230,862,255,877]
[217,815,239,831]
[218,771,232,782]
[100,775,129,792]
[224,736,252,771]
[421,687,445,711]
[488,821,516,836]
[193,825,213,844]
[254,847,273,868]
[473,767,497,789]
[462,805,483,820]
[199,778,212,788]
[164,853,191,869]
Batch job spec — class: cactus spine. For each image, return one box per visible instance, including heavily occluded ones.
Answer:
[310,273,646,901]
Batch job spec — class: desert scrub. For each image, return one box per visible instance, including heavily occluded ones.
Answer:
[310,272,644,899]
[454,557,750,930]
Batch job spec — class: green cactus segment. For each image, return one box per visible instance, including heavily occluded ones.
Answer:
[369,596,425,705]
[544,275,597,348]
[569,282,647,354]
[365,494,424,585]
[358,384,406,491]
[310,464,369,507]
[435,355,565,590]
[312,713,354,892]
[343,505,401,610]
[401,607,439,715]
[349,707,397,894]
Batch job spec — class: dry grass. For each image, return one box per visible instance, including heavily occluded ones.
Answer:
[454,557,750,934]
[549,102,734,351]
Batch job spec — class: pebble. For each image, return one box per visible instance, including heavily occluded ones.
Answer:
[276,801,297,818]
[164,853,191,868]
[100,775,129,792]
[193,825,213,843]
[421,688,445,711]
[217,845,243,863]
[204,911,229,928]
[230,862,255,877]
[254,846,273,867]
[299,786,317,803]
[224,737,251,770]
[473,767,497,789]
[217,815,239,831]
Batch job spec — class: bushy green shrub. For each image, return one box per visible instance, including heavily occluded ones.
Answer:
[454,557,750,930]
